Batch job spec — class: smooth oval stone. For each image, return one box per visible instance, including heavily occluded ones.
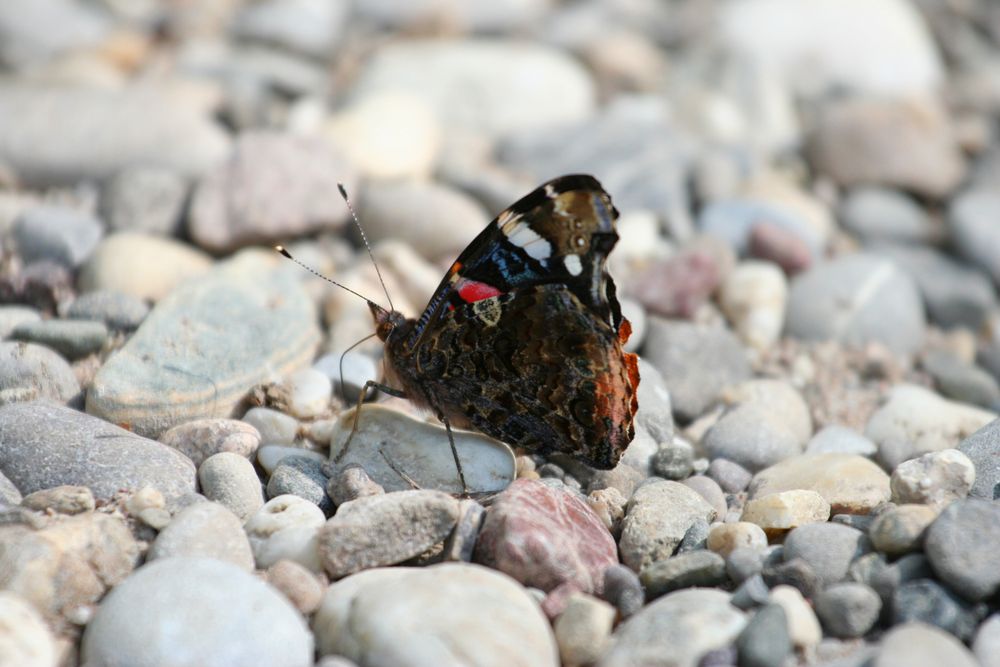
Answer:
[313,563,558,667]
[0,401,195,503]
[81,557,313,667]
[160,418,261,469]
[10,318,108,360]
[245,494,326,572]
[86,253,321,438]
[147,502,254,570]
[328,405,516,495]
[748,453,890,515]
[0,341,80,405]
[66,289,150,331]
[0,592,58,667]
[619,480,717,572]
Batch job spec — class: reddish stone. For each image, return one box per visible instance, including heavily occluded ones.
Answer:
[473,479,618,595]
[627,249,720,318]
[748,222,813,275]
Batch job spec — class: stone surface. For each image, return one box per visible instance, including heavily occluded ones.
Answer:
[596,588,746,667]
[892,578,979,640]
[890,449,976,508]
[707,458,753,493]
[639,550,727,599]
[769,585,822,649]
[66,289,150,331]
[148,501,255,570]
[814,583,881,639]
[264,559,325,615]
[0,591,58,667]
[327,405,516,495]
[0,341,80,405]
[786,253,926,356]
[924,499,1000,601]
[840,187,938,245]
[243,407,299,446]
[0,512,138,629]
[869,504,937,556]
[20,485,94,514]
[974,614,1000,667]
[0,87,230,187]
[231,0,347,58]
[706,522,768,558]
[78,232,213,302]
[554,593,616,667]
[318,489,459,579]
[949,189,1000,285]
[10,318,108,360]
[0,306,40,339]
[0,401,195,503]
[86,253,321,438]
[736,603,791,667]
[314,564,558,667]
[806,425,877,458]
[100,165,188,236]
[874,622,978,667]
[0,471,21,505]
[160,418,261,469]
[642,319,751,422]
[189,131,355,253]
[782,523,868,586]
[748,453,891,515]
[718,260,787,350]
[198,452,264,521]
[0,0,110,69]
[81,557,313,667]
[267,455,332,514]
[922,350,1000,410]
[619,480,717,572]
[245,494,326,572]
[702,403,803,473]
[958,418,1000,500]
[865,384,996,470]
[12,205,103,268]
[741,490,830,535]
[601,564,644,620]
[474,479,617,594]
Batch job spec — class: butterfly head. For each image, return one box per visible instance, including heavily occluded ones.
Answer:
[369,301,407,343]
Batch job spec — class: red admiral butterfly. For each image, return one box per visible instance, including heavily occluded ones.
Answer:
[282,174,639,492]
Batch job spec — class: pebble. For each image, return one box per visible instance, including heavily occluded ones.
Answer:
[0,86,230,187]
[974,614,1000,667]
[785,253,926,356]
[270,368,332,420]
[0,591,58,667]
[677,517,710,553]
[100,164,188,236]
[86,254,321,438]
[0,512,138,630]
[243,407,300,446]
[352,39,594,137]
[0,471,21,505]
[0,341,80,405]
[327,405,516,495]
[718,260,787,350]
[808,95,965,198]
[747,221,813,274]
[741,490,830,536]
[736,603,791,667]
[922,350,1000,410]
[318,489,459,579]
[924,499,1000,601]
[12,205,103,268]
[258,445,325,475]
[650,439,694,480]
[639,551,727,599]
[160,418,261,468]
[313,563,557,667]
[189,131,355,253]
[782,523,868,586]
[876,245,996,331]
[702,403,803,473]
[707,458,753,493]
[949,189,1000,285]
[267,455,333,514]
[81,557,313,667]
[0,305,40,338]
[724,379,813,444]
[890,449,975,508]
[627,247,722,319]
[698,197,825,263]
[0,0,110,69]
[20,484,94,514]
[442,498,486,563]
[706,522,768,558]
[599,565,643,621]
[868,504,937,556]
[619,480,717,572]
[313,350,378,406]
[865,384,996,471]
[148,501,254,570]
[892,579,980,640]
[839,186,938,245]
[958,418,1000,500]
[814,583,882,638]
[10,318,108,359]
[806,425,878,458]
[65,289,150,331]
[681,476,727,518]
[642,319,752,422]
[264,559,325,615]
[198,452,264,521]
[748,453,891,515]
[732,574,771,611]
[78,232,213,302]
[726,547,767,585]
[323,91,441,180]
[231,0,347,59]
[597,588,746,667]
[327,464,385,506]
[359,179,488,261]
[769,584,822,649]
[874,622,978,667]
[554,593,616,667]
[474,479,617,595]
[0,401,195,503]
[245,494,326,572]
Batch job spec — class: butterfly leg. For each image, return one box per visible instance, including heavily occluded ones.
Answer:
[436,411,470,497]
[334,380,407,464]
[379,448,421,490]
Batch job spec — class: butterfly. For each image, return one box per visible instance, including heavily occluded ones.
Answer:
[332,174,640,491]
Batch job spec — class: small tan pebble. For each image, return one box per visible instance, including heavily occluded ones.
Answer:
[587,487,627,533]
[706,521,768,557]
[125,486,165,515]
[741,490,830,537]
[265,560,324,614]
[159,418,261,468]
[137,507,172,530]
[515,455,536,477]
[554,592,616,667]
[21,485,95,514]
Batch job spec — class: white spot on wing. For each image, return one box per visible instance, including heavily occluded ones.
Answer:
[523,238,551,260]
[564,253,583,276]
[505,222,552,260]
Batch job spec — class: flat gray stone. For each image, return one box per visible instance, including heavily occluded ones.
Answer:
[0,341,80,406]
[949,189,1000,285]
[12,205,103,268]
[958,418,1000,500]
[10,319,108,360]
[783,523,869,586]
[66,289,150,331]
[924,499,1000,602]
[0,0,109,69]
[0,401,196,503]
[86,253,321,438]
[148,502,254,570]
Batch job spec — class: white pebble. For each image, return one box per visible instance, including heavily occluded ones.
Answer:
[244,495,326,572]
[283,368,332,419]
[257,445,326,475]
[242,407,299,445]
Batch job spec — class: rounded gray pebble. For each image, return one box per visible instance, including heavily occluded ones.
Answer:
[651,440,694,480]
[702,403,803,472]
[737,603,791,667]
[0,342,80,405]
[814,582,881,638]
[101,165,187,236]
[731,574,771,611]
[326,464,384,506]
[640,550,727,599]
[893,579,980,641]
[10,319,108,359]
[66,289,150,331]
[727,547,766,585]
[601,563,644,619]
[924,499,1000,601]
[148,501,255,570]
[198,452,264,521]
[267,455,333,514]
[707,457,753,493]
[13,205,103,268]
[783,523,869,586]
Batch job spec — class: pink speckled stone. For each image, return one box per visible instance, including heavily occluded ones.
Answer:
[628,249,721,318]
[473,479,618,595]
[748,222,813,275]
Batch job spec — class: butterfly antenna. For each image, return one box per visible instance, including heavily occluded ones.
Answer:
[338,332,377,404]
[338,182,395,314]
[274,245,384,308]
